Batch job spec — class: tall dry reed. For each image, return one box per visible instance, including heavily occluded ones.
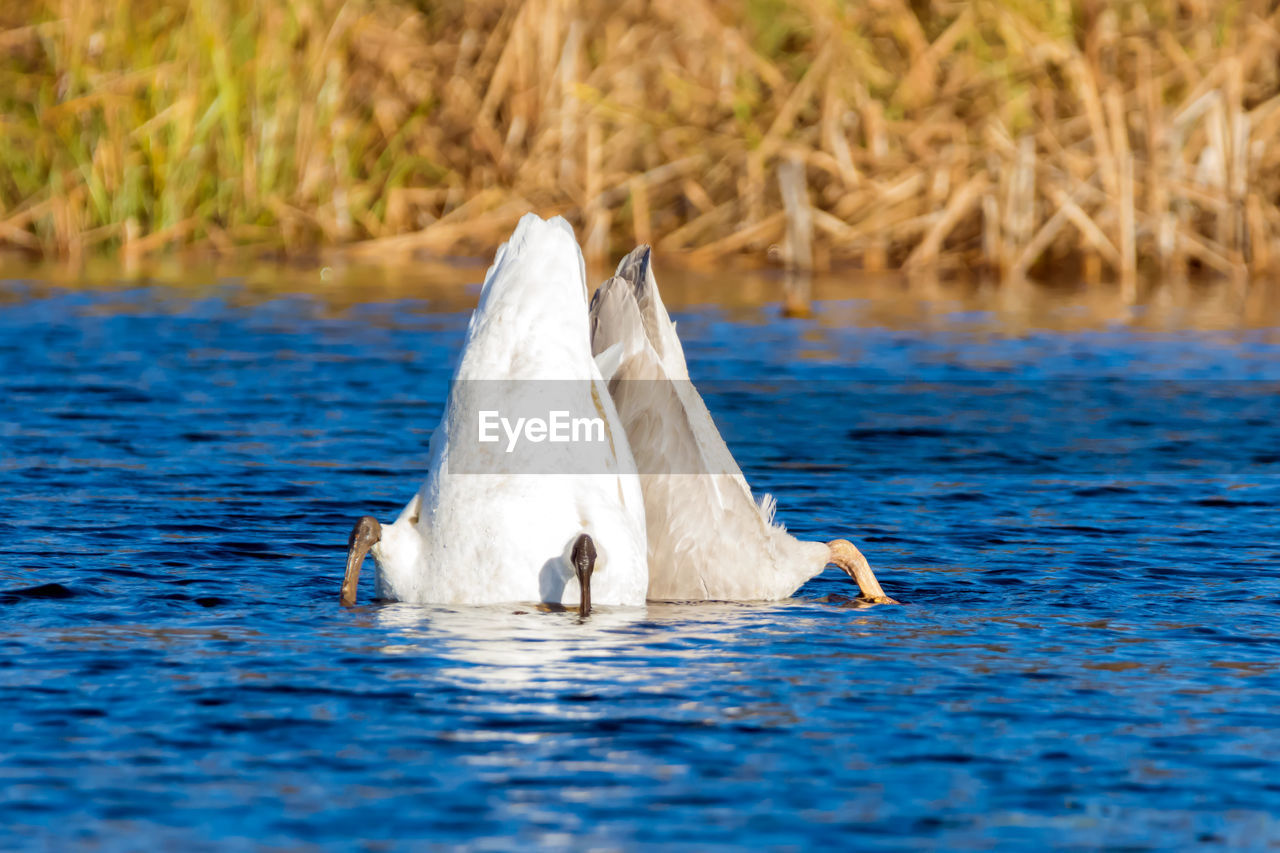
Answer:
[1,0,1278,282]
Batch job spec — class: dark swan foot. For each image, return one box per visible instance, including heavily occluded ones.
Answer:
[571,534,597,617]
[342,516,381,606]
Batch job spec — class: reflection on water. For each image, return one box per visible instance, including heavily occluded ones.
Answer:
[3,249,1279,333]
[374,604,656,691]
[1,264,1279,848]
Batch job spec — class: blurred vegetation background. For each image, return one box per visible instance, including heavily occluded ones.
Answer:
[1,0,1277,283]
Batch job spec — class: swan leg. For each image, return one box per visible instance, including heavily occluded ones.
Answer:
[828,539,898,604]
[342,516,381,605]
[571,534,597,616]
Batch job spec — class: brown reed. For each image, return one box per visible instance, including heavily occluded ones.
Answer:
[1,0,1278,284]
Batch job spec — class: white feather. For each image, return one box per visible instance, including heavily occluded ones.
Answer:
[369,214,648,606]
[589,246,832,601]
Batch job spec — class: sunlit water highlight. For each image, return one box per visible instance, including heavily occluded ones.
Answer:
[2,273,1279,849]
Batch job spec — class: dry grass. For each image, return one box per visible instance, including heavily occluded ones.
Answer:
[2,0,1279,283]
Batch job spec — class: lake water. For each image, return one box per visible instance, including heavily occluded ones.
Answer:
[2,266,1279,849]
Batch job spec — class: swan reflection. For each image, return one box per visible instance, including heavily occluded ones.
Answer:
[372,601,794,698]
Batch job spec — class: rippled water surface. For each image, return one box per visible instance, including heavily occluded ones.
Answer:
[3,270,1280,849]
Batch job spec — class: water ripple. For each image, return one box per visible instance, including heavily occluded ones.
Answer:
[1,283,1278,848]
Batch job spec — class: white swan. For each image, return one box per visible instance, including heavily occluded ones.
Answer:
[342,214,648,613]
[589,246,895,603]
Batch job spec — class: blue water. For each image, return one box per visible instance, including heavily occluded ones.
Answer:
[3,276,1280,849]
